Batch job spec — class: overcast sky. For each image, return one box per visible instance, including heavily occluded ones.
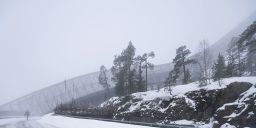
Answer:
[0,0,256,105]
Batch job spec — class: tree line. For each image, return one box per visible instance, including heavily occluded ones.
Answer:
[99,41,155,98]
[212,21,256,85]
[165,21,256,89]
[99,21,256,98]
[54,21,256,116]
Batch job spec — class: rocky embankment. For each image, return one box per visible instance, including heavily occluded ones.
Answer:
[99,77,256,127]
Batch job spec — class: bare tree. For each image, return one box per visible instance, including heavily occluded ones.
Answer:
[98,65,110,100]
[196,40,212,86]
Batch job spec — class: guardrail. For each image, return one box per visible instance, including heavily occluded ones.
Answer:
[61,115,195,128]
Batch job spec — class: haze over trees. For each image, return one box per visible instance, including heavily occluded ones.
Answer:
[212,54,226,86]
[110,41,155,96]
[165,45,195,89]
[51,20,256,128]
[196,40,212,86]
[98,65,110,100]
[135,52,155,91]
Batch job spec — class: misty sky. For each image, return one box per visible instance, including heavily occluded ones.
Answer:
[0,0,256,105]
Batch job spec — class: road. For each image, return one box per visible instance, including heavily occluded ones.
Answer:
[0,117,58,128]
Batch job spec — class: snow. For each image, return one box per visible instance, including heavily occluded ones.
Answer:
[220,123,236,128]
[171,77,256,96]
[100,76,256,115]
[0,117,25,125]
[0,117,54,128]
[164,76,256,110]
[99,97,119,107]
[169,119,194,125]
[224,104,248,118]
[98,76,256,128]
[248,111,254,115]
[132,90,170,101]
[217,81,256,118]
[39,113,155,128]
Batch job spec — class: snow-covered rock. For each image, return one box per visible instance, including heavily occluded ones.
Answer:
[98,77,256,128]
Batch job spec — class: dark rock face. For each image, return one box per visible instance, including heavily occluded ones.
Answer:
[186,82,253,123]
[100,82,255,127]
[214,83,256,128]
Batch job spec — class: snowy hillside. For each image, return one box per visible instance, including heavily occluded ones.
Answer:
[99,77,256,127]
[0,72,111,115]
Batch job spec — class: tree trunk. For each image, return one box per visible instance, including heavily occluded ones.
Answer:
[203,48,207,84]
[182,51,186,84]
[145,59,148,91]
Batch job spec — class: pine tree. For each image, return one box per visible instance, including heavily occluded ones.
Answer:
[128,68,138,94]
[111,41,137,96]
[164,66,179,91]
[212,54,226,86]
[246,39,256,75]
[142,52,155,91]
[134,55,146,92]
[244,21,256,75]
[172,45,194,84]
[226,50,237,77]
[184,69,191,84]
[134,51,155,92]
[98,65,110,100]
[164,70,175,91]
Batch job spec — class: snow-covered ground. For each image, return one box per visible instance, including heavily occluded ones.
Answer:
[0,117,56,128]
[0,117,25,125]
[39,113,155,128]
[0,114,156,128]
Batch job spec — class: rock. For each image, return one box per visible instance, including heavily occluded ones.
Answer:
[99,82,255,127]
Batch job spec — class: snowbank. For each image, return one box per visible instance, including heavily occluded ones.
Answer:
[171,76,256,96]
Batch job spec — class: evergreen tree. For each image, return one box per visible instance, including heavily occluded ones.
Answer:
[226,50,237,77]
[98,65,110,100]
[244,21,256,75]
[172,45,194,84]
[142,52,155,91]
[184,69,191,84]
[134,55,146,92]
[164,66,179,91]
[164,70,175,91]
[246,38,256,75]
[111,41,137,96]
[134,51,155,92]
[228,36,246,77]
[212,54,226,86]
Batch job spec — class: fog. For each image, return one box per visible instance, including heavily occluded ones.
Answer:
[0,0,256,105]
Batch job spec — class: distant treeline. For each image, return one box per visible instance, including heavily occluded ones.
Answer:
[55,21,256,117]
